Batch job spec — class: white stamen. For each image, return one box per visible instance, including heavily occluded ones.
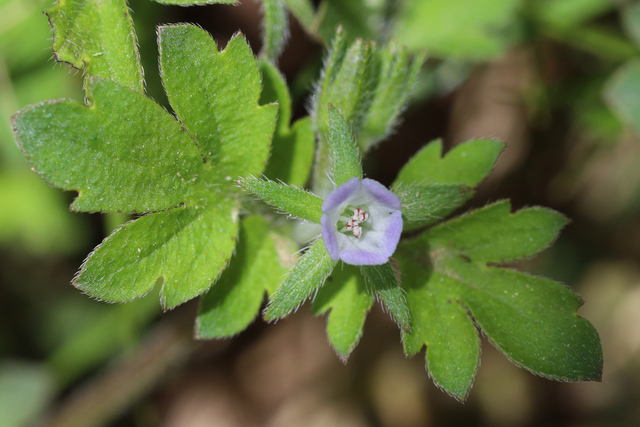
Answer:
[344,208,369,238]
[352,208,368,223]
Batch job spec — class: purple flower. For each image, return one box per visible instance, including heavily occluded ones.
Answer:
[321,177,403,265]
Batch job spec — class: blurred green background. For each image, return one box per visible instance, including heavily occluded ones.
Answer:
[2,0,640,426]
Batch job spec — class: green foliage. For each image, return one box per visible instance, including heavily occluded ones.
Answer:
[393,139,504,188]
[14,78,202,213]
[151,0,236,4]
[265,239,336,320]
[393,0,523,59]
[47,289,161,386]
[7,0,607,406]
[394,182,472,230]
[602,2,640,137]
[605,60,640,135]
[623,1,640,47]
[46,0,144,91]
[283,0,316,30]
[313,265,373,361]
[261,0,289,61]
[238,178,324,223]
[0,362,55,427]
[197,216,297,338]
[360,44,426,147]
[75,201,239,310]
[313,31,377,147]
[0,171,84,253]
[13,24,277,310]
[398,201,602,400]
[328,106,362,186]
[533,0,612,30]
[259,59,315,186]
[361,263,410,332]
[312,29,425,194]
[159,26,278,181]
[315,0,379,44]
[243,106,413,359]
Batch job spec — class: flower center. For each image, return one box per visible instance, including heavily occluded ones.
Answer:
[340,207,369,238]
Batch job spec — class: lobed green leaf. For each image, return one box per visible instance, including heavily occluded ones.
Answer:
[328,106,362,186]
[197,216,297,338]
[13,77,203,214]
[393,139,504,188]
[313,265,374,361]
[75,196,239,310]
[398,200,601,399]
[265,239,336,320]
[424,200,568,264]
[449,258,603,382]
[238,178,323,223]
[46,0,144,91]
[398,257,480,401]
[159,25,278,181]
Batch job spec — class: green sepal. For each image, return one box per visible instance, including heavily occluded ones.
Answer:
[328,106,362,186]
[196,216,297,338]
[394,182,473,230]
[74,196,239,310]
[159,25,278,181]
[259,59,315,187]
[265,239,336,321]
[13,77,203,214]
[393,138,504,188]
[46,0,144,91]
[237,177,324,223]
[361,263,411,332]
[313,264,374,361]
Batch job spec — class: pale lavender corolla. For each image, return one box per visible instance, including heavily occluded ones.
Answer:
[321,177,403,265]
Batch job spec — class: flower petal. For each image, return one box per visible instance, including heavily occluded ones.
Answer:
[322,177,360,213]
[320,178,403,266]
